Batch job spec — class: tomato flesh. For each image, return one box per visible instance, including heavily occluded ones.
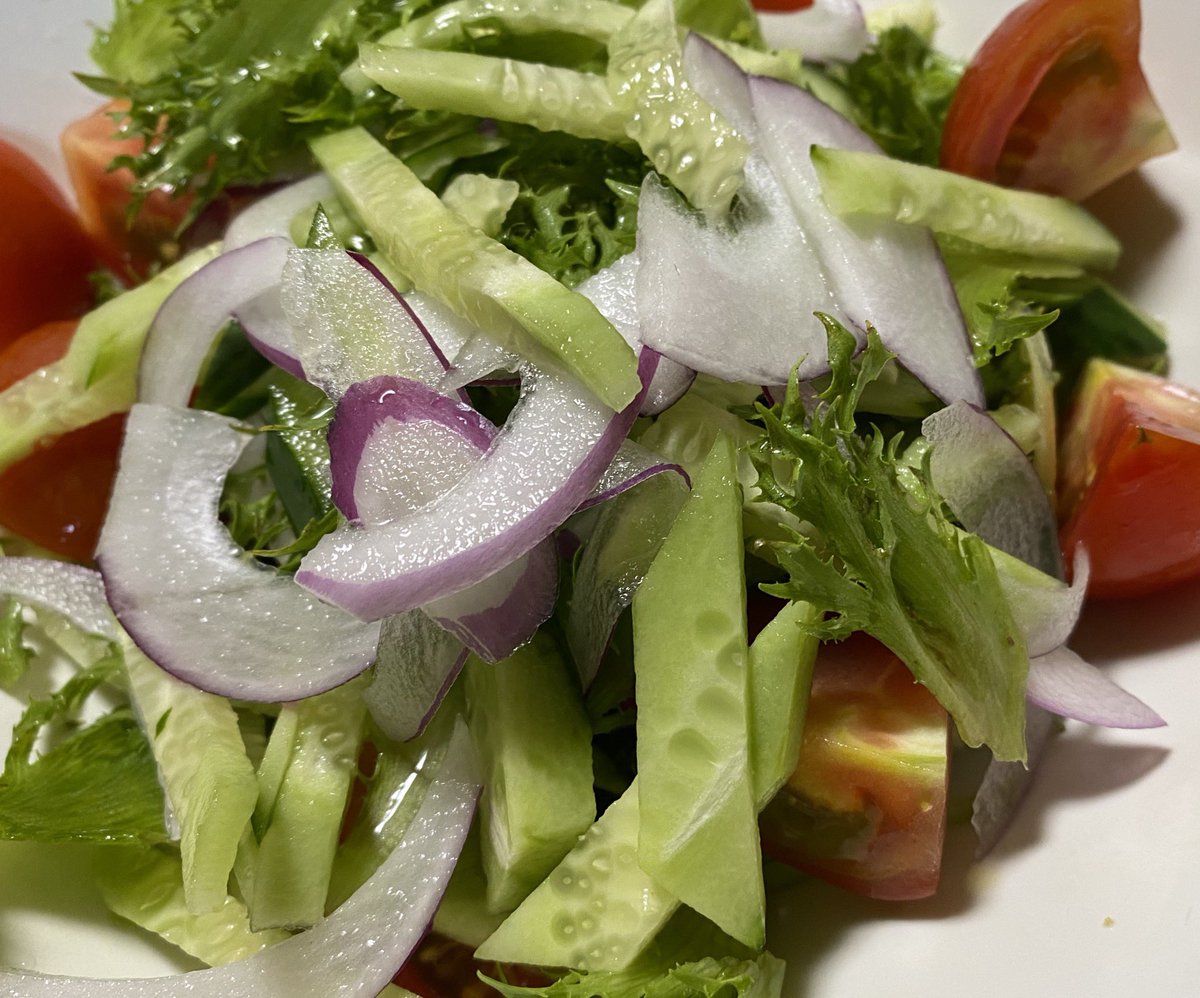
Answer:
[60,102,194,279]
[0,321,124,562]
[1059,360,1200,599]
[0,139,100,349]
[759,634,949,901]
[940,0,1175,201]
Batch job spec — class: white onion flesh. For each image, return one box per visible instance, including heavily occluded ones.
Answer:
[1026,646,1167,729]
[0,558,116,640]
[138,237,291,407]
[757,0,872,63]
[924,400,1063,578]
[222,174,336,252]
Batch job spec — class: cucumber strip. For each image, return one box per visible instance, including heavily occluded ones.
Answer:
[811,146,1122,270]
[122,639,258,915]
[99,847,288,967]
[440,174,520,239]
[474,781,678,971]
[632,433,764,950]
[748,600,819,808]
[379,0,632,49]
[465,632,595,913]
[310,128,640,411]
[358,46,628,143]
[248,680,366,930]
[608,0,749,217]
[0,244,219,471]
[431,821,507,947]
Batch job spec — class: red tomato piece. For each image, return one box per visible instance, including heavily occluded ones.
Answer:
[759,634,949,901]
[393,932,550,997]
[0,139,100,349]
[0,320,124,562]
[940,0,1175,202]
[750,0,815,10]
[60,102,194,279]
[1059,360,1200,599]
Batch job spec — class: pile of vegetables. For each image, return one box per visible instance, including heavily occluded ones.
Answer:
[0,0,1192,995]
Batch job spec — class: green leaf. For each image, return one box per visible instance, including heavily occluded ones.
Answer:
[0,598,29,689]
[1,655,168,846]
[752,322,1028,761]
[828,26,961,166]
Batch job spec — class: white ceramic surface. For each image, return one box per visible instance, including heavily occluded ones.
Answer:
[0,0,1198,994]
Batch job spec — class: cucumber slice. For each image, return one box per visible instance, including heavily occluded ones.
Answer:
[811,146,1121,270]
[359,47,628,143]
[608,0,749,217]
[248,680,366,930]
[465,632,595,914]
[122,639,257,915]
[474,782,678,971]
[632,433,764,949]
[748,600,819,808]
[379,0,632,49]
[310,128,640,411]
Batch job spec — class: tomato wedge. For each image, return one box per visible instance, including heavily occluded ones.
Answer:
[0,321,124,562]
[60,102,194,279]
[759,634,949,901]
[940,0,1175,202]
[1059,360,1200,599]
[0,139,100,349]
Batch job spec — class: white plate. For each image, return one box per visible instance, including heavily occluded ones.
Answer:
[1,0,1198,993]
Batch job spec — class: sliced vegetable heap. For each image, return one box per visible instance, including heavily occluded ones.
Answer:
[0,0,1185,996]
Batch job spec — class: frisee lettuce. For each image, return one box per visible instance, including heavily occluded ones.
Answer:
[752,320,1028,761]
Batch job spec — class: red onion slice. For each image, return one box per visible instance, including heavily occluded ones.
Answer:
[747,73,982,406]
[365,612,469,742]
[281,250,450,401]
[1000,548,1090,659]
[972,704,1057,857]
[222,174,336,251]
[328,376,495,523]
[235,286,306,380]
[1026,646,1166,729]
[575,251,695,415]
[422,538,559,662]
[757,0,872,64]
[636,156,849,386]
[0,558,116,640]
[0,720,479,996]
[97,404,381,702]
[580,440,690,513]
[296,350,658,620]
[924,400,1063,579]
[139,237,292,406]
[328,374,559,660]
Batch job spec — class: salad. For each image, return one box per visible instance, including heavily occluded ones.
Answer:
[0,0,1195,993]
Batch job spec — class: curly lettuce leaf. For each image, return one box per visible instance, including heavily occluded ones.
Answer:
[828,26,962,166]
[1,656,168,844]
[752,321,1028,761]
[0,598,28,689]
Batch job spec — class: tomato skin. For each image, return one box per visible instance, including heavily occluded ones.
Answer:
[59,103,193,279]
[759,635,949,901]
[0,140,100,349]
[393,932,550,997]
[750,0,815,10]
[940,0,1175,202]
[0,321,124,562]
[1059,361,1200,599]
